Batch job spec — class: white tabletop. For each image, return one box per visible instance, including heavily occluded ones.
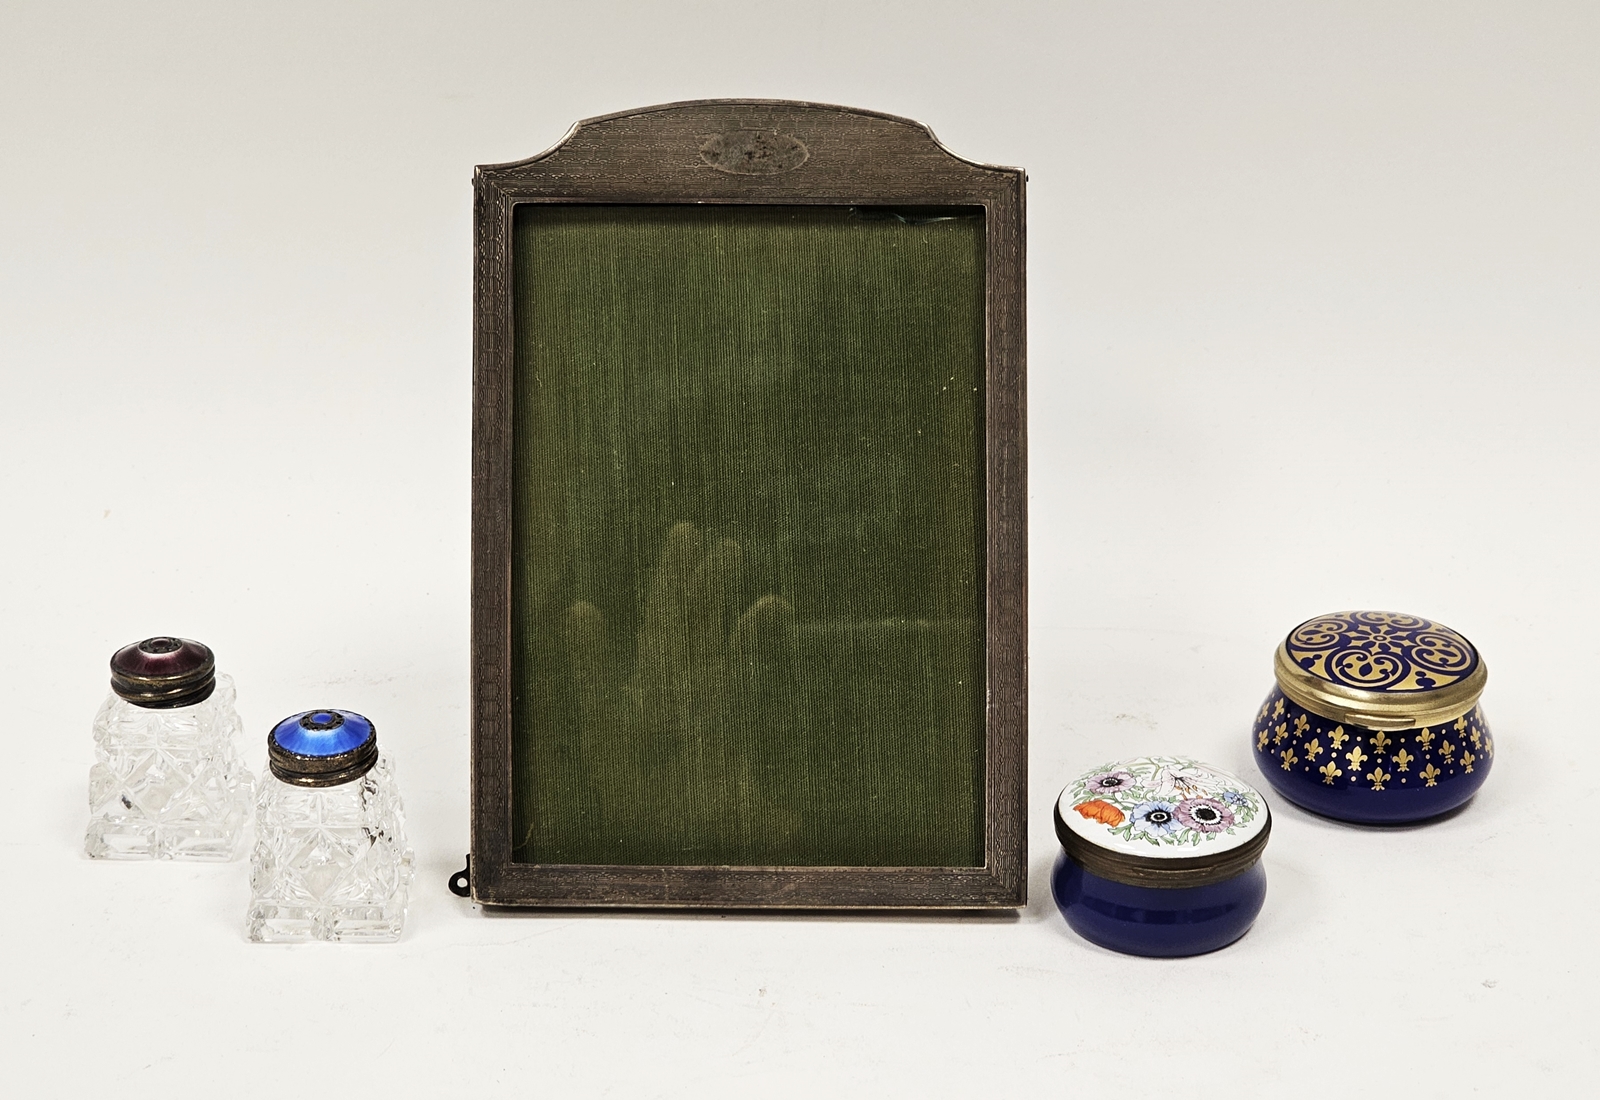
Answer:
[2,2,1594,1094]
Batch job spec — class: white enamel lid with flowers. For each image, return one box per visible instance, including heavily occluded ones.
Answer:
[1058,756,1270,859]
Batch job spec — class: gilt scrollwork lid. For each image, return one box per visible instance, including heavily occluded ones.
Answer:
[1273,611,1487,732]
[1054,757,1270,887]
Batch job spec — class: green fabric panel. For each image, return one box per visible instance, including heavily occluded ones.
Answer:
[510,204,986,867]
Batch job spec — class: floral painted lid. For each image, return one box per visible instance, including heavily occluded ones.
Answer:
[1054,756,1270,887]
[1274,610,1487,731]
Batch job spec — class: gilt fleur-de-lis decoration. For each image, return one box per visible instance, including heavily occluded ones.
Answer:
[1330,726,1348,750]
[1273,697,1285,719]
[1346,745,1368,770]
[1470,728,1482,750]
[1392,747,1414,772]
[1416,727,1435,750]
[1454,715,1468,733]
[1319,761,1341,786]
[1440,740,1455,763]
[1273,722,1289,745]
[1257,728,1270,751]
[1293,713,1309,734]
[1484,736,1494,756]
[1305,738,1323,760]
[1461,750,1475,774]
[1420,763,1441,787]
[1367,766,1391,791]
[1281,748,1299,771]
[1370,730,1392,754]
[1258,701,1270,722]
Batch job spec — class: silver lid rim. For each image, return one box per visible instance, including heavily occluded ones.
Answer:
[1053,801,1271,889]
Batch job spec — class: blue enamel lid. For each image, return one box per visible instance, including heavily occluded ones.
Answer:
[271,709,373,756]
[267,709,379,786]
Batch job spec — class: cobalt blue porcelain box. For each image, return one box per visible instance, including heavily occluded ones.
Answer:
[1052,756,1270,957]
[1252,611,1492,824]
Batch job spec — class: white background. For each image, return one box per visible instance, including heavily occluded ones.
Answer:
[3,1,1596,1094]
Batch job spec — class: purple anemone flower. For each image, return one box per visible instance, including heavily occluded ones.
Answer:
[1175,797,1235,834]
[1083,770,1137,797]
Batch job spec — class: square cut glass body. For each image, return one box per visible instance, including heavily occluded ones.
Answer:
[246,755,413,943]
[85,674,254,861]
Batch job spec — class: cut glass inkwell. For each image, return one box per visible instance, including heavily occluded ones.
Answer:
[85,636,254,860]
[247,708,413,942]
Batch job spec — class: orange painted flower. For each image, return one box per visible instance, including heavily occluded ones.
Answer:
[1073,799,1125,826]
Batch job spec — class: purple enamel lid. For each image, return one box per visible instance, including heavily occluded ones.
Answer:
[109,637,217,709]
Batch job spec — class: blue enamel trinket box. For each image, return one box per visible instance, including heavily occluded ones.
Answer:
[1052,757,1271,957]
[1252,611,1492,824]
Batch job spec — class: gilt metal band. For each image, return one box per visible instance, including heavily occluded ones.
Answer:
[1053,802,1270,889]
[1274,641,1486,732]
